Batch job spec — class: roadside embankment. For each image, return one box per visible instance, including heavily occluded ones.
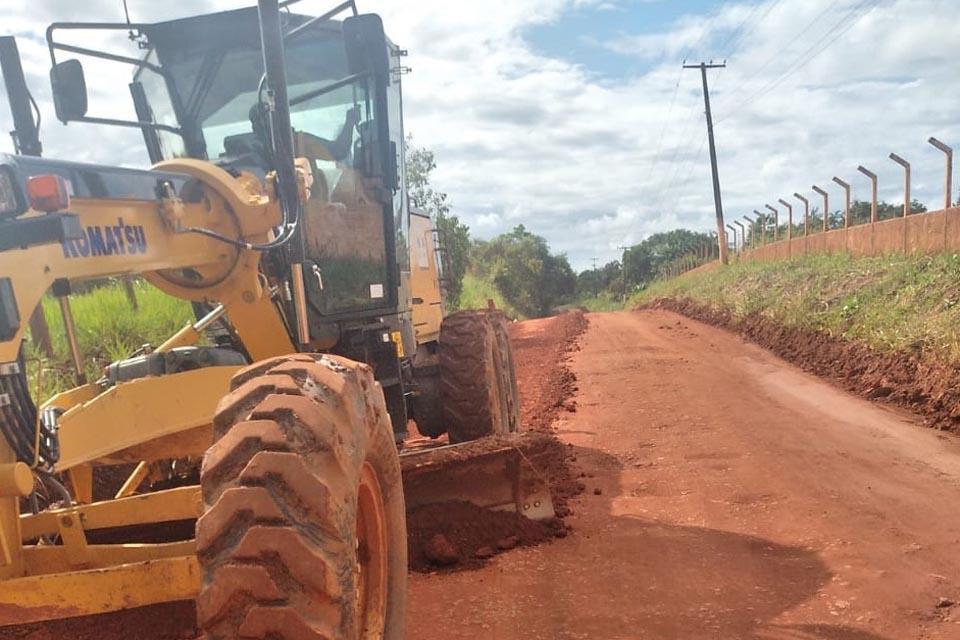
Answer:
[635,253,960,431]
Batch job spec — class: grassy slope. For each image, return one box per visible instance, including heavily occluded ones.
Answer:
[633,252,960,364]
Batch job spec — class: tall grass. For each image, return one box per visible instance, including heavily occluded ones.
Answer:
[455,272,525,319]
[633,252,960,364]
[26,280,193,399]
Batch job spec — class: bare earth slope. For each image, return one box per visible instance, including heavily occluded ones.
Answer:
[407,310,960,640]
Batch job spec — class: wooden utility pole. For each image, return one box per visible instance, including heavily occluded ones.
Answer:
[684,61,728,265]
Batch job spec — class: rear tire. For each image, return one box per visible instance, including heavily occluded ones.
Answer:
[439,311,518,443]
[490,311,520,433]
[196,353,406,640]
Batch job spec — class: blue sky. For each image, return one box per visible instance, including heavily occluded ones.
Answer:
[1,0,959,272]
[526,0,722,78]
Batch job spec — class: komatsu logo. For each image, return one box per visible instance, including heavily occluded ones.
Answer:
[61,218,148,258]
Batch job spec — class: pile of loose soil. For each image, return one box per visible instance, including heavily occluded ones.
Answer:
[406,501,558,572]
[648,298,960,432]
[509,310,588,431]
[508,310,588,516]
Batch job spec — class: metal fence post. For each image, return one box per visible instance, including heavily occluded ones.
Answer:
[753,209,766,245]
[794,193,809,235]
[928,137,953,210]
[777,199,793,241]
[889,153,911,217]
[765,204,779,242]
[857,165,878,223]
[812,186,828,235]
[832,177,851,228]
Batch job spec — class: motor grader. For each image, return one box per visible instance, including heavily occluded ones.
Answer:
[0,2,549,637]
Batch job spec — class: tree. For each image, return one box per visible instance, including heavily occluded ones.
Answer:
[622,229,714,289]
[847,199,928,225]
[577,260,622,299]
[472,225,576,317]
[406,136,470,306]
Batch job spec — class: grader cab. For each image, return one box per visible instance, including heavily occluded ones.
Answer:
[0,2,551,637]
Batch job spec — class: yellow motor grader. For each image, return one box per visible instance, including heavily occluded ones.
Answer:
[0,2,550,637]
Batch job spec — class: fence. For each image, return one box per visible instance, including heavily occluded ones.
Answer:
[732,135,955,263]
[740,205,960,262]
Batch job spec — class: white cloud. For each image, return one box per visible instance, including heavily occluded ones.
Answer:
[1,0,958,271]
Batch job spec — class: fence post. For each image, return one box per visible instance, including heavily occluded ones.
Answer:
[832,177,851,228]
[889,153,911,253]
[857,165,878,254]
[857,165,878,223]
[744,215,756,251]
[794,193,809,255]
[928,137,953,211]
[726,224,738,255]
[753,210,766,246]
[929,137,953,251]
[765,204,779,243]
[734,220,746,256]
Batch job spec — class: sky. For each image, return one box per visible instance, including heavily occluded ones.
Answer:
[1,0,958,271]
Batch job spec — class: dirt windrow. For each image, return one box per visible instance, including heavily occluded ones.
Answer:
[646,298,960,433]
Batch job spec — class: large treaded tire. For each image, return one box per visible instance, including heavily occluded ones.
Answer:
[410,372,445,439]
[490,311,521,434]
[439,310,518,443]
[196,353,406,640]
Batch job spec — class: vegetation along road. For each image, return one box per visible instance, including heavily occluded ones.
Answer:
[409,310,960,640]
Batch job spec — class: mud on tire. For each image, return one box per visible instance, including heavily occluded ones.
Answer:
[439,310,519,443]
[196,353,406,640]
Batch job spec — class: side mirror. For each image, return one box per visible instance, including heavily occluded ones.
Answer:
[343,14,390,80]
[50,60,87,122]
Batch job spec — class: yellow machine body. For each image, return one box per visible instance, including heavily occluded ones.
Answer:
[408,210,444,344]
[0,160,297,623]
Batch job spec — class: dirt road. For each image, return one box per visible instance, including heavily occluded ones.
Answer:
[408,310,960,640]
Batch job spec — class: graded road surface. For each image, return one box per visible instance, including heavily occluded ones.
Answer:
[407,310,960,640]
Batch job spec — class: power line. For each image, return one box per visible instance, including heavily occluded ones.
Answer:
[642,67,685,191]
[718,0,878,119]
[716,0,841,108]
[721,0,786,60]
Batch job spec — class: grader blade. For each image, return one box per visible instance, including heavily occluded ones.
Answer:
[399,433,555,521]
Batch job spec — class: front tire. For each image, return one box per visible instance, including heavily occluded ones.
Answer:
[196,353,406,640]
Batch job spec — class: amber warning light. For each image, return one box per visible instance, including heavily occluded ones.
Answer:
[27,175,71,212]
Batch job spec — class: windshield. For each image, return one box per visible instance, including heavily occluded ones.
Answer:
[138,20,354,161]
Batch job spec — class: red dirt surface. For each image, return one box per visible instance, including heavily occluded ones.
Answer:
[7,310,587,640]
[650,297,960,432]
[408,310,960,639]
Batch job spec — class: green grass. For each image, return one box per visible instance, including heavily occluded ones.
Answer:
[455,272,525,319]
[633,252,960,364]
[572,292,625,312]
[26,280,194,399]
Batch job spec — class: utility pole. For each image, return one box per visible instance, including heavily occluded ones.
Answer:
[684,60,728,265]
